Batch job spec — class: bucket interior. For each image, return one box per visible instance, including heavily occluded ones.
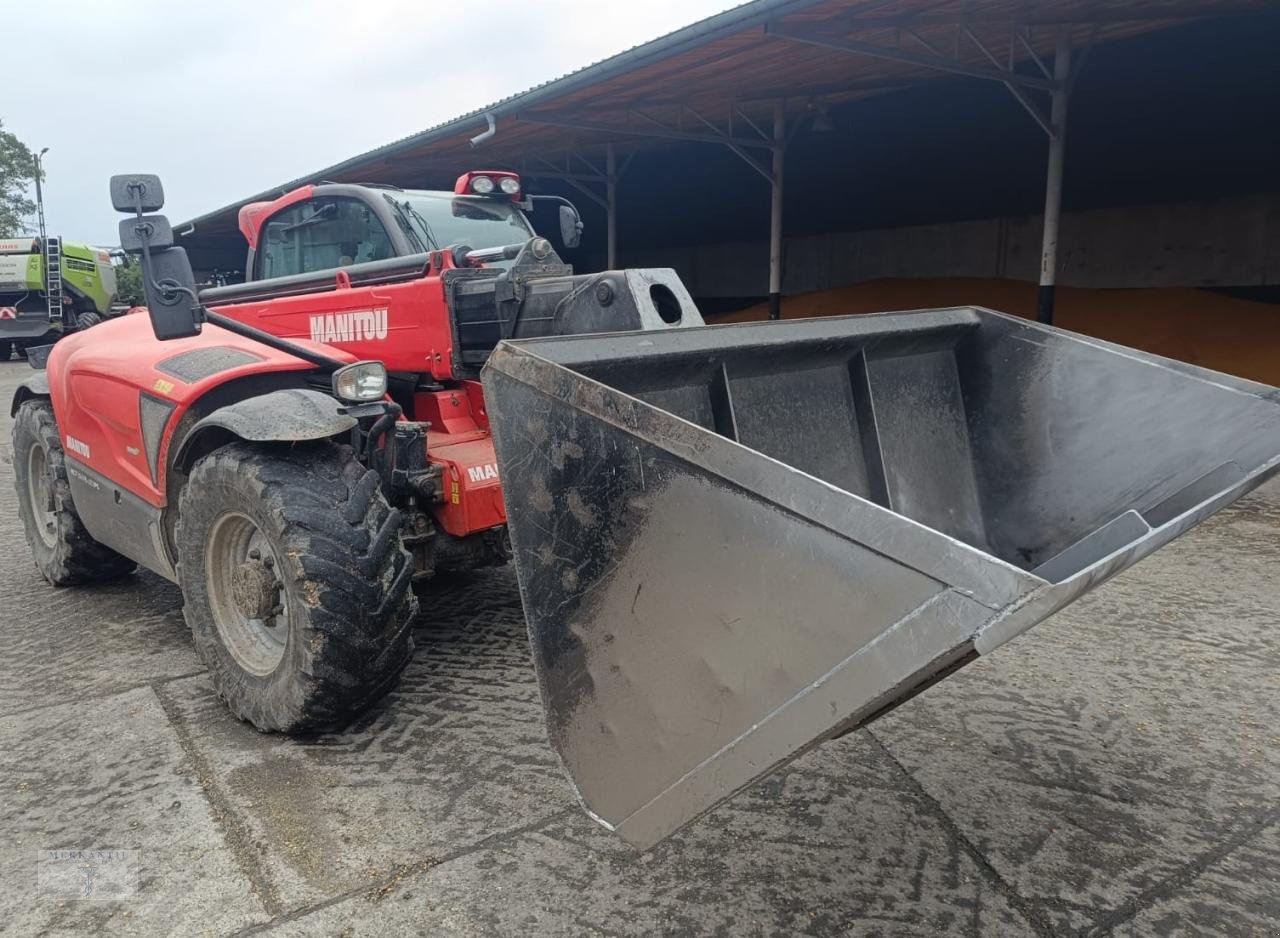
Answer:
[567,311,1280,581]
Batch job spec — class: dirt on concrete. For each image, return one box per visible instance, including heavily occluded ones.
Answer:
[0,357,1278,936]
[719,278,1280,386]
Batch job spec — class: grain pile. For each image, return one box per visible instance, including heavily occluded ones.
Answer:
[715,278,1280,385]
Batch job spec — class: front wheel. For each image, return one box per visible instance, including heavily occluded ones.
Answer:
[0,341,12,361]
[176,441,417,733]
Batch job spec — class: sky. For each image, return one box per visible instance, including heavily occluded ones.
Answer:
[3,0,739,246]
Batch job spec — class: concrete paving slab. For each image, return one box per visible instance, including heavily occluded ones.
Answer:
[0,387,202,717]
[0,685,270,936]
[1118,816,1280,937]
[157,570,576,911]
[260,731,1030,937]
[871,487,1280,933]
[0,358,1277,937]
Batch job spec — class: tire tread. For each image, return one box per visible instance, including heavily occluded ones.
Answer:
[177,441,416,733]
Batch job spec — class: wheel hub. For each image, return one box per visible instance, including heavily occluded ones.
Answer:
[205,513,289,677]
[26,441,58,549]
[231,557,279,621]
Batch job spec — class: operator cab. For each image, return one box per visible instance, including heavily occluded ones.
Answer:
[202,170,693,379]
[240,172,570,284]
[392,191,534,267]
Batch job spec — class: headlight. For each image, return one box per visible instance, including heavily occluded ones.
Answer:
[498,176,520,195]
[470,175,495,195]
[332,361,387,403]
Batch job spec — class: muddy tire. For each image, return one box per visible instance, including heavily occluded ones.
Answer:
[177,441,416,733]
[12,400,138,585]
[75,311,103,331]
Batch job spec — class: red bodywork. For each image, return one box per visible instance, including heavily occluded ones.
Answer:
[52,181,510,547]
[210,265,458,379]
[53,288,505,544]
[453,171,521,201]
[412,382,503,537]
[238,185,314,250]
[205,230,506,538]
[47,310,339,507]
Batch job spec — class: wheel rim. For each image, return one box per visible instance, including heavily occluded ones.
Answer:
[204,512,289,677]
[26,442,57,549]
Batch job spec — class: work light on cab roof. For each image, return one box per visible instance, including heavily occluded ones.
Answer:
[455,171,521,200]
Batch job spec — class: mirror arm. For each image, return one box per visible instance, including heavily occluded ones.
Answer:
[133,218,164,319]
[116,174,347,372]
[128,200,343,371]
[202,309,346,371]
[527,193,578,212]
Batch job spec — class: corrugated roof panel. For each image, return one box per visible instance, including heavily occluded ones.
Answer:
[180,0,1267,242]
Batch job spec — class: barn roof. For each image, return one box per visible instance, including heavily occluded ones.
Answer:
[178,0,1267,250]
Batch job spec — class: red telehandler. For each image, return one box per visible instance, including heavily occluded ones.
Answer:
[12,172,1280,847]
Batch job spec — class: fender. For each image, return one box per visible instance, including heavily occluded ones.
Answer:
[66,389,356,586]
[172,387,357,471]
[10,371,50,416]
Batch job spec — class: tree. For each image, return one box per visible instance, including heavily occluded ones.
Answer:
[114,258,145,304]
[0,119,39,237]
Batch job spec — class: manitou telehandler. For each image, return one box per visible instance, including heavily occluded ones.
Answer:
[12,172,1280,848]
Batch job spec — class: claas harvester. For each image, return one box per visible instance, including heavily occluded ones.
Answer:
[12,172,1280,847]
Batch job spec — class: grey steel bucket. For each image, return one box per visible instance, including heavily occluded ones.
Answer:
[483,307,1280,847]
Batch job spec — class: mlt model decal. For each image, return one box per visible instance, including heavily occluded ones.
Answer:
[308,307,389,344]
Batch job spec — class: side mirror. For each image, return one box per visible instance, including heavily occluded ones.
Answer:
[141,247,203,340]
[110,174,165,213]
[118,215,174,253]
[559,204,583,250]
[110,173,200,340]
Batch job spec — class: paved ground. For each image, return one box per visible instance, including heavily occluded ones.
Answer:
[0,356,1276,937]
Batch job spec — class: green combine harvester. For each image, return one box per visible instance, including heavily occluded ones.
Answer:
[0,236,118,360]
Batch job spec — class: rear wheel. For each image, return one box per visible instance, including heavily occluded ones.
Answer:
[12,400,137,585]
[177,441,417,733]
[75,311,103,331]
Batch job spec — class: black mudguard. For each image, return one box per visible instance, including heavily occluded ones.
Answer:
[172,388,358,470]
[10,371,50,416]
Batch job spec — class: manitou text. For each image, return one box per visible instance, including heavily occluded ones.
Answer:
[308,308,390,344]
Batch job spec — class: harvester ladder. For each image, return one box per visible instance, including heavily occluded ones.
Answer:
[44,236,64,321]
[34,178,63,323]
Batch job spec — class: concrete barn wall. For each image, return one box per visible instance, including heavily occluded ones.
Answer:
[612,194,1280,298]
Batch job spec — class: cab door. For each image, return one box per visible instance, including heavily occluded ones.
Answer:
[220,191,433,369]
[254,193,406,280]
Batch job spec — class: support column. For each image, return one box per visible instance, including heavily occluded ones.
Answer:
[1037,35,1072,325]
[768,100,785,321]
[606,143,618,270]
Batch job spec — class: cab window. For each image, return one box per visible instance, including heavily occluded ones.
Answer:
[256,197,393,279]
